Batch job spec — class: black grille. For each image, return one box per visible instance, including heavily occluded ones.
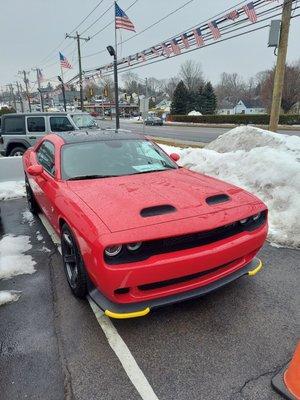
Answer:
[105,210,267,265]
[140,204,176,217]
[206,194,230,205]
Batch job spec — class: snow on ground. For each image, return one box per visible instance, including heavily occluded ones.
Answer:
[0,180,25,200]
[161,126,300,249]
[0,235,36,306]
[36,231,43,241]
[23,210,35,226]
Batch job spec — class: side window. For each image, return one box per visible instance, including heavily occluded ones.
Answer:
[4,117,24,135]
[37,141,55,175]
[27,117,46,132]
[50,117,74,132]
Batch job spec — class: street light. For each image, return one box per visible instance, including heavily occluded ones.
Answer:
[107,45,120,130]
[57,76,66,112]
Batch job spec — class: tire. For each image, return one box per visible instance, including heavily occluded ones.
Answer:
[25,175,40,215]
[61,223,88,298]
[9,146,26,157]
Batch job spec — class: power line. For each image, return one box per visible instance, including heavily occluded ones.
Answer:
[82,0,196,58]
[89,0,139,39]
[80,3,114,35]
[70,0,106,34]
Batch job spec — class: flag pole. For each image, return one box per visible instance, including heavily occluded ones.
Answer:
[113,1,120,130]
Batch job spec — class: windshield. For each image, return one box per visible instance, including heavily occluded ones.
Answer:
[61,139,177,180]
[72,114,98,129]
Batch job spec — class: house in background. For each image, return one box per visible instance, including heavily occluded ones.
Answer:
[218,99,266,115]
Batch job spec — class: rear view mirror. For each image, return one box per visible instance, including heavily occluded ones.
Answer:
[27,164,43,176]
[170,153,180,162]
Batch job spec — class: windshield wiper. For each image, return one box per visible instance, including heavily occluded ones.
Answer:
[130,168,176,176]
[67,174,116,181]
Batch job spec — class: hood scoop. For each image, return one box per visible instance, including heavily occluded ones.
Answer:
[140,204,177,218]
[206,194,230,206]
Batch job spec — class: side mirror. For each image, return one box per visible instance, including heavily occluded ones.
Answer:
[170,153,180,162]
[27,164,43,176]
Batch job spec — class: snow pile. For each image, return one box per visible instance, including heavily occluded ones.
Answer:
[0,180,25,200]
[161,126,300,248]
[0,235,36,306]
[188,110,202,116]
[23,210,35,226]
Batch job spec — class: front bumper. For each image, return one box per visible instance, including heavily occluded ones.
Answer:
[88,257,263,319]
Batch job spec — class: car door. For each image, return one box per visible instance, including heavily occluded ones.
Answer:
[26,116,47,146]
[35,140,60,229]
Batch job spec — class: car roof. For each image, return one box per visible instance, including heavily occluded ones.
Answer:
[55,129,145,144]
[1,112,68,117]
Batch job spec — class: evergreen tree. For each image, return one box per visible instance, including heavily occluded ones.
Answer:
[186,90,198,113]
[171,80,189,115]
[202,82,217,114]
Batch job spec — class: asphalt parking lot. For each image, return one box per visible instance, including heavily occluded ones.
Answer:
[0,198,298,400]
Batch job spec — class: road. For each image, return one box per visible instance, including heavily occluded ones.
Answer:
[100,119,300,144]
[0,198,298,400]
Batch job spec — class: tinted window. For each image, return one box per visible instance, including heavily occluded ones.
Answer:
[4,117,24,134]
[37,141,55,175]
[61,139,177,180]
[50,117,74,132]
[27,117,46,132]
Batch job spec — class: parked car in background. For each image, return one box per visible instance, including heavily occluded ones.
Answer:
[144,116,163,126]
[22,129,267,319]
[0,112,100,157]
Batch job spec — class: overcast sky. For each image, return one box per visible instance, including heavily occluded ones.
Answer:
[1,0,299,90]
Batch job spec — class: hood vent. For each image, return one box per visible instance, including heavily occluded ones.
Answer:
[206,194,230,206]
[140,204,177,218]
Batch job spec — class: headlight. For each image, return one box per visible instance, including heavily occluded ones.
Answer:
[240,218,249,224]
[126,242,142,251]
[105,245,122,257]
[252,212,261,221]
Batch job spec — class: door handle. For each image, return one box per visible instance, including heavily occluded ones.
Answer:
[29,136,36,139]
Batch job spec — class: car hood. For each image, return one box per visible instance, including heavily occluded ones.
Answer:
[67,168,262,233]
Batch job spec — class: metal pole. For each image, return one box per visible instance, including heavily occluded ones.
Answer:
[22,71,32,112]
[9,84,17,111]
[269,0,293,132]
[143,78,148,135]
[114,2,120,130]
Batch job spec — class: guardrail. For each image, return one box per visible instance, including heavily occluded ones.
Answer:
[0,156,24,182]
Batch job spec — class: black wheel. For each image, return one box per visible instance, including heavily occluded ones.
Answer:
[9,146,26,157]
[25,176,39,215]
[61,224,88,298]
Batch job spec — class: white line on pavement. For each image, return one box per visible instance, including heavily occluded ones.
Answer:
[38,213,159,400]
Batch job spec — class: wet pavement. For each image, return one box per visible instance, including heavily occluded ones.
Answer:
[0,198,298,400]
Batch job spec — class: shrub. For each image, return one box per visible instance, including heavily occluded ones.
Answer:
[168,114,300,125]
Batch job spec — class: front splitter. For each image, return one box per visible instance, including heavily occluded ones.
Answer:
[87,257,263,319]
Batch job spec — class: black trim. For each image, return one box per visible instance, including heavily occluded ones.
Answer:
[88,257,262,315]
[140,204,176,218]
[206,194,230,205]
[105,211,267,265]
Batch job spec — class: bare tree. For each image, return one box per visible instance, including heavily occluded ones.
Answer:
[163,76,180,99]
[121,72,140,94]
[260,63,300,113]
[179,60,204,92]
[215,72,246,106]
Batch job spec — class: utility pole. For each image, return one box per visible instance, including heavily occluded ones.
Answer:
[16,82,24,113]
[57,76,67,111]
[19,70,32,112]
[66,31,90,111]
[269,0,293,132]
[8,84,17,110]
[33,68,44,111]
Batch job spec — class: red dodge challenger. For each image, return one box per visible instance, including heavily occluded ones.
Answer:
[23,130,268,319]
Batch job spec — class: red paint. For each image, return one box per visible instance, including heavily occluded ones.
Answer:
[23,134,268,305]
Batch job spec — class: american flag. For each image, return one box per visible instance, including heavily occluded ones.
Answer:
[161,43,171,57]
[181,33,190,49]
[151,47,159,56]
[170,39,181,55]
[115,2,135,32]
[243,2,257,23]
[208,20,221,40]
[193,28,205,47]
[59,52,72,69]
[226,9,239,20]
